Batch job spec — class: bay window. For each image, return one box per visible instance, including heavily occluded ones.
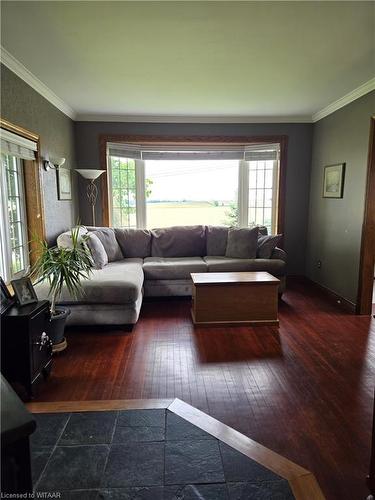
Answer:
[107,142,280,234]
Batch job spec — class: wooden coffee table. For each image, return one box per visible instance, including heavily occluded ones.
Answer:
[191,271,280,326]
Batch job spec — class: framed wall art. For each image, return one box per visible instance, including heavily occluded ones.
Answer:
[323,163,345,198]
[57,167,72,200]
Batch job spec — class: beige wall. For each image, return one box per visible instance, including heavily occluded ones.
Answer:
[306,91,375,304]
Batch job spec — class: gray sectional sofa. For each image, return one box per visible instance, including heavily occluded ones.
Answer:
[36,225,286,327]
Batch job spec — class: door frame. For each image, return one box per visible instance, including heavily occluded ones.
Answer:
[357,116,375,314]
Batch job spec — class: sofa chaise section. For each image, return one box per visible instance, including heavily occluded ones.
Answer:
[36,259,144,326]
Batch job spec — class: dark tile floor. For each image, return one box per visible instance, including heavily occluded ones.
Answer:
[31,409,294,499]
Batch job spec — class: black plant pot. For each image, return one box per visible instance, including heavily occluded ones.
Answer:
[49,307,70,353]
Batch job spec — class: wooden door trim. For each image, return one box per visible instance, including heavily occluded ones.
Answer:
[357,116,375,314]
[0,118,46,266]
[99,134,288,238]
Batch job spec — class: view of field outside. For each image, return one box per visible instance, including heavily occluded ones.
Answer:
[109,156,276,232]
[145,160,238,228]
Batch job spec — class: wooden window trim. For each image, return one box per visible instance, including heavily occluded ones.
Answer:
[99,134,288,243]
[1,118,46,267]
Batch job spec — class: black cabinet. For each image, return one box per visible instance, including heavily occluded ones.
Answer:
[1,300,52,400]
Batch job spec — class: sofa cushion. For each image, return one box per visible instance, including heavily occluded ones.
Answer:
[86,232,108,269]
[203,256,286,276]
[57,226,88,249]
[206,226,228,256]
[114,228,152,258]
[92,228,123,262]
[225,227,259,259]
[35,259,144,305]
[257,234,282,259]
[143,257,207,280]
[151,225,206,257]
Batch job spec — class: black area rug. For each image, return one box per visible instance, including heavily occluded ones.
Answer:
[31,409,294,499]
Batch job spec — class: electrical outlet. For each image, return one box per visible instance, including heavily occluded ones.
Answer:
[317,260,322,269]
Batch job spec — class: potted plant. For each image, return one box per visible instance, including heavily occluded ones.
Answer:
[32,227,93,352]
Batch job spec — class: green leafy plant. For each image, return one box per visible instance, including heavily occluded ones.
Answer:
[31,227,93,315]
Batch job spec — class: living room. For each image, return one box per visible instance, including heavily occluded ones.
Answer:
[0,1,374,500]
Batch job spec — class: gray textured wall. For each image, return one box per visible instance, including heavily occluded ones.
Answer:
[1,65,78,243]
[75,121,313,275]
[306,91,375,304]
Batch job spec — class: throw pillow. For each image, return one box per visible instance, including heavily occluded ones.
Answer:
[86,232,108,269]
[57,226,88,249]
[90,228,123,262]
[257,234,282,259]
[225,227,259,259]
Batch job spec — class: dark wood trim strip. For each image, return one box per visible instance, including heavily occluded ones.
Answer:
[357,116,375,314]
[296,276,356,313]
[169,398,325,500]
[26,398,174,413]
[27,397,325,499]
[99,134,288,237]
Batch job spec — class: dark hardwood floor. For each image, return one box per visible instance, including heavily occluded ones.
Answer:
[36,279,375,500]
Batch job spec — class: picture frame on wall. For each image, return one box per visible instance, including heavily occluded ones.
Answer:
[57,167,72,200]
[11,276,38,306]
[323,163,346,198]
[0,276,14,314]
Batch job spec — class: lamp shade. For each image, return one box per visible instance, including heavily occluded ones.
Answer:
[75,169,105,180]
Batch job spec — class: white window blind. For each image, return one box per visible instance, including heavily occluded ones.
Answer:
[0,128,37,161]
[107,143,279,162]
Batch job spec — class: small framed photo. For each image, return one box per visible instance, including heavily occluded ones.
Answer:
[11,277,38,306]
[57,167,72,200]
[1,276,15,314]
[323,163,346,198]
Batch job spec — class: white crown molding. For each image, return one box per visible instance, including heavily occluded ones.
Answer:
[75,113,313,123]
[1,46,76,120]
[1,47,373,125]
[312,77,375,122]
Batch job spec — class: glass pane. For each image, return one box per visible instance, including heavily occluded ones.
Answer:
[112,170,120,189]
[256,208,264,225]
[256,169,265,189]
[6,169,18,197]
[8,197,20,222]
[256,190,263,207]
[249,189,256,207]
[112,208,122,227]
[11,246,24,275]
[264,189,273,208]
[145,160,238,228]
[265,169,273,188]
[264,208,272,230]
[249,170,257,188]
[129,210,137,228]
[112,189,121,208]
[10,222,23,248]
[248,207,256,227]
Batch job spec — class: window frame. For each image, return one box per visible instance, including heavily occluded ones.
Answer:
[0,119,45,283]
[0,155,30,281]
[101,135,287,244]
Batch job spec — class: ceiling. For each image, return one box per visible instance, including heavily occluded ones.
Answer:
[1,1,374,122]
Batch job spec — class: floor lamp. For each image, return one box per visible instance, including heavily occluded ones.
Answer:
[76,169,105,226]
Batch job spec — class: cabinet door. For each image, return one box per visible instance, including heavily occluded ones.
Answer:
[30,307,51,378]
